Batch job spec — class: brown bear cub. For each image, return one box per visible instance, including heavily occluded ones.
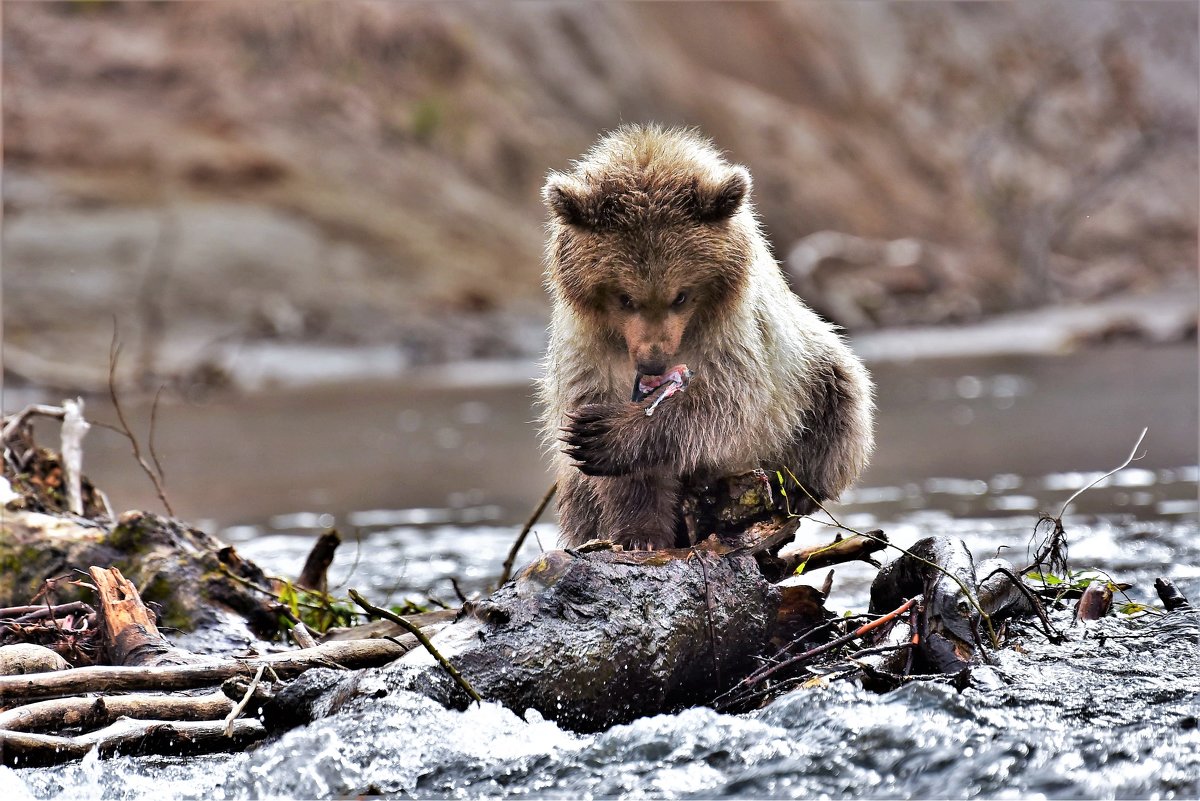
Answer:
[538,125,874,550]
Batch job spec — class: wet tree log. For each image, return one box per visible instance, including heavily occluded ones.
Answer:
[317,539,818,733]
[0,636,420,706]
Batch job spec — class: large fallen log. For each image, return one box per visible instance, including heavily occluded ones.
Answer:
[326,541,805,732]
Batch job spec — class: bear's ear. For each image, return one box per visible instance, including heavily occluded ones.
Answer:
[694,166,751,223]
[542,173,594,227]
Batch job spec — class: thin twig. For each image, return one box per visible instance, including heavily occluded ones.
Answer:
[497,482,556,587]
[223,663,266,736]
[148,386,168,484]
[845,642,915,661]
[348,589,481,704]
[107,327,174,516]
[749,614,874,680]
[1057,427,1148,519]
[1024,428,1152,588]
[977,565,1062,641]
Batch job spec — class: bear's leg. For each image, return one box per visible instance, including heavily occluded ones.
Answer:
[597,472,683,550]
[556,469,605,547]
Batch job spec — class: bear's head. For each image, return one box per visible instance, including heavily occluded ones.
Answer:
[542,125,756,377]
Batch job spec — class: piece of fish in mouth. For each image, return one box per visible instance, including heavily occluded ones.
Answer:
[630,364,693,407]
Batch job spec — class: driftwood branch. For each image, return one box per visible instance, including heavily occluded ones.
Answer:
[0,602,94,626]
[1,405,67,443]
[0,691,233,734]
[0,638,412,705]
[223,664,267,736]
[780,530,888,575]
[0,717,265,768]
[59,398,90,516]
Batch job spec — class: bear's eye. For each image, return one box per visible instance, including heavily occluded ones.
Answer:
[619,294,635,310]
[672,291,689,308]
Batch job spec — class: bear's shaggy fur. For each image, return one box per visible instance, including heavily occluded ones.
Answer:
[538,125,874,549]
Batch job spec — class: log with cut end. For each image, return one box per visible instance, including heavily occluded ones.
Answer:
[89,566,208,668]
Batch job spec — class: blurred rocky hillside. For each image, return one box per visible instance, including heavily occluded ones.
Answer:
[3,2,1196,392]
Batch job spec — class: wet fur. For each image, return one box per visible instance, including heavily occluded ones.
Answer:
[539,125,875,550]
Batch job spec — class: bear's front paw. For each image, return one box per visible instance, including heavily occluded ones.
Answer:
[560,403,630,477]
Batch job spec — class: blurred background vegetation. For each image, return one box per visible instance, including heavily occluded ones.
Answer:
[3,1,1196,391]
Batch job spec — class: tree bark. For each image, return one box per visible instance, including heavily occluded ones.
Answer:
[357,542,792,732]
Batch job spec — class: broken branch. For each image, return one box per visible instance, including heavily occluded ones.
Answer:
[781,530,888,575]
[348,588,482,704]
[498,482,556,587]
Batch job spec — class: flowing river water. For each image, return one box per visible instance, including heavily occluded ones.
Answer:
[8,342,1200,799]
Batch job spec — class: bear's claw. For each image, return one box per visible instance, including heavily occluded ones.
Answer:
[560,403,630,476]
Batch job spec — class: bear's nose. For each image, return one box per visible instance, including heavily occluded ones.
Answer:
[637,360,667,377]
